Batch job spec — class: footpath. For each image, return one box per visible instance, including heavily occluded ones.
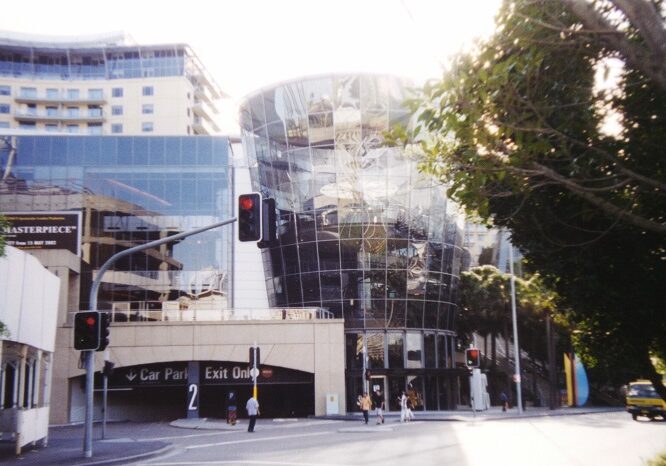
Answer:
[0,406,624,465]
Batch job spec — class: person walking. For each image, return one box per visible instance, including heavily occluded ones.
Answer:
[499,391,509,412]
[246,395,260,432]
[399,390,408,423]
[359,392,372,424]
[372,389,385,424]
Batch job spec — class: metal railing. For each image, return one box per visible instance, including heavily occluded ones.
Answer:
[68,305,334,324]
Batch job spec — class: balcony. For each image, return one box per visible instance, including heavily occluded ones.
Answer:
[192,115,219,135]
[15,91,106,105]
[14,109,105,123]
[193,99,219,120]
[194,86,217,106]
[68,305,334,323]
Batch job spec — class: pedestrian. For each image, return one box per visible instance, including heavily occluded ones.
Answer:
[372,388,385,424]
[246,395,260,432]
[399,390,408,422]
[359,392,372,424]
[406,396,414,422]
[499,391,509,412]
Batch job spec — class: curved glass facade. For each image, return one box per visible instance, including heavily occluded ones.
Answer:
[240,75,466,410]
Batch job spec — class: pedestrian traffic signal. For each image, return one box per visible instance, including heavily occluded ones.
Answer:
[74,311,101,351]
[102,360,115,377]
[238,193,262,242]
[98,312,110,352]
[465,348,481,368]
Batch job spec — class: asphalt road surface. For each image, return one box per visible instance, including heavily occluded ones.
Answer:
[130,412,665,466]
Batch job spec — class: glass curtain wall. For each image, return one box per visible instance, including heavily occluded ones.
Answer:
[239,75,466,411]
[0,135,231,320]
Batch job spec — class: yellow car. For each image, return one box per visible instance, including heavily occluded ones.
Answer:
[626,380,666,421]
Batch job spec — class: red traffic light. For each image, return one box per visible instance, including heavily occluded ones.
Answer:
[238,193,262,242]
[465,348,481,368]
[74,311,102,351]
[239,196,255,211]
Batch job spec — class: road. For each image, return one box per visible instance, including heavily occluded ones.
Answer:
[128,412,665,466]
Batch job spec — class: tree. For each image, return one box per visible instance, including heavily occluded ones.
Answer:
[477,246,495,266]
[397,0,666,400]
[0,214,7,257]
[459,265,515,367]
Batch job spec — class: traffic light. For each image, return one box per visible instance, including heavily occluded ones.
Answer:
[465,348,481,368]
[98,312,110,352]
[249,346,261,367]
[258,197,277,249]
[238,193,262,242]
[74,311,101,350]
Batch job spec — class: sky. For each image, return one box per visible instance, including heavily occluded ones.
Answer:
[2,0,502,132]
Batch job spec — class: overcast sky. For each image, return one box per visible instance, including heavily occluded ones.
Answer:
[2,0,501,132]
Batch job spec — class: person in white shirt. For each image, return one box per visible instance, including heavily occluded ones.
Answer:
[246,396,260,432]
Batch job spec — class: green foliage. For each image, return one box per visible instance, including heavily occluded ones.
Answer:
[403,0,666,399]
[647,450,666,466]
[459,265,566,367]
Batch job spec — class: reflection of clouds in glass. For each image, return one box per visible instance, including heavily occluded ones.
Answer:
[319,179,399,201]
[240,75,465,331]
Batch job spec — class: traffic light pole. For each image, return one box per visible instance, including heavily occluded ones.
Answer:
[83,217,237,458]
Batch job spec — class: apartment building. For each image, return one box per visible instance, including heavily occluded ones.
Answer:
[0,31,223,135]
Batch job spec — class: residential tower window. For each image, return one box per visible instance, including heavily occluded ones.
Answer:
[20,87,37,98]
[142,104,153,114]
[88,123,103,135]
[142,122,153,132]
[0,104,10,114]
[111,106,123,116]
[111,123,123,134]
[142,86,154,96]
[0,85,10,96]
[67,89,80,100]
[66,124,79,133]
[88,89,103,100]
[112,87,123,98]
[45,124,58,132]
[88,106,103,117]
[46,88,59,99]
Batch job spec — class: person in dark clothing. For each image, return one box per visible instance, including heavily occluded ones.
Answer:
[371,389,385,424]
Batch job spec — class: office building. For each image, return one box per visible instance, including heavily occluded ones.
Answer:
[0,31,223,136]
[0,134,344,423]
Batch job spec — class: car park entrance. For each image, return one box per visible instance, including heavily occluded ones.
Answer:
[88,361,314,421]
